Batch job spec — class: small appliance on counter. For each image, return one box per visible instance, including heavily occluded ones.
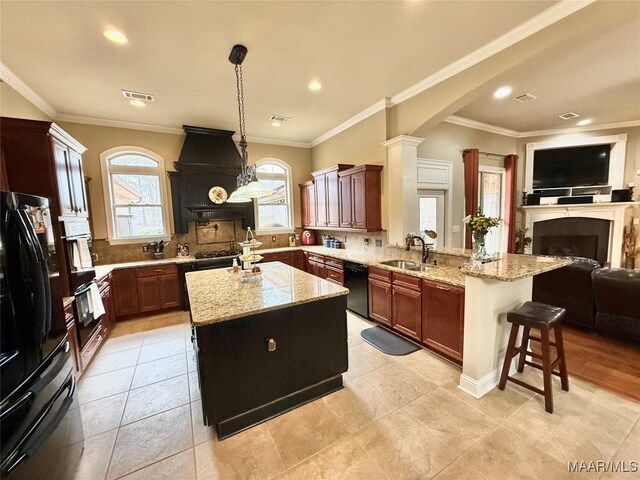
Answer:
[301,230,316,245]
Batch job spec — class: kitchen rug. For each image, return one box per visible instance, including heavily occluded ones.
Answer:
[360,326,420,356]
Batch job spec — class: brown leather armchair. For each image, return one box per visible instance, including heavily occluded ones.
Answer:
[592,268,640,342]
[532,257,600,329]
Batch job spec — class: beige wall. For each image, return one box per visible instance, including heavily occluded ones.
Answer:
[0,82,52,121]
[413,121,518,248]
[57,121,312,239]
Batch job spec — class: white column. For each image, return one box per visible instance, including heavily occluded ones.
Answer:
[381,135,424,246]
[459,274,532,398]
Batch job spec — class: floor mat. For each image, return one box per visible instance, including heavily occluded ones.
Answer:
[360,326,420,355]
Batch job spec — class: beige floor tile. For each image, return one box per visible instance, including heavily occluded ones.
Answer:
[391,348,461,386]
[343,343,392,382]
[85,347,140,377]
[100,333,145,354]
[600,419,640,479]
[78,366,135,404]
[267,400,349,468]
[187,349,198,372]
[347,327,365,348]
[288,436,387,480]
[131,352,187,389]
[440,378,533,421]
[191,400,216,446]
[61,429,118,480]
[188,370,201,402]
[195,424,286,480]
[106,404,193,479]
[138,336,187,364]
[142,323,188,345]
[346,311,375,334]
[120,449,196,480]
[354,409,461,480]
[403,388,498,451]
[362,363,438,409]
[121,374,190,425]
[80,391,127,438]
[433,425,573,480]
[501,381,636,466]
[323,376,396,433]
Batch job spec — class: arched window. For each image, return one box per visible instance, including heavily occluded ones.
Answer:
[254,159,293,233]
[100,147,170,243]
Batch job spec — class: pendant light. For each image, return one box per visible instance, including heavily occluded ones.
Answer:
[226,44,273,202]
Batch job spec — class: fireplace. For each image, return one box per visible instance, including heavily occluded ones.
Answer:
[532,217,610,265]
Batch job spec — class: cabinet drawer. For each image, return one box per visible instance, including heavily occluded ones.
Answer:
[393,272,421,291]
[263,252,291,263]
[307,253,325,264]
[97,274,110,293]
[369,267,391,282]
[325,266,344,285]
[137,263,177,278]
[324,257,343,270]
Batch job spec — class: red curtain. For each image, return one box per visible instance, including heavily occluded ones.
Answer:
[504,154,519,253]
[462,149,479,249]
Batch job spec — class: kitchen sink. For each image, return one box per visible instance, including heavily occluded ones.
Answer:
[379,260,417,269]
[406,264,434,272]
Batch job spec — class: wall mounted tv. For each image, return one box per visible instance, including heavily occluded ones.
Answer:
[533,144,610,189]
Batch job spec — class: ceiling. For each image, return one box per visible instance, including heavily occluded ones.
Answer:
[0,0,558,142]
[455,1,640,133]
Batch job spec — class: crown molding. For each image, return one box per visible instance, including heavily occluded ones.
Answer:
[310,98,389,148]
[56,114,185,134]
[518,120,640,138]
[0,62,58,118]
[381,135,424,149]
[236,135,311,149]
[388,0,595,107]
[444,115,519,138]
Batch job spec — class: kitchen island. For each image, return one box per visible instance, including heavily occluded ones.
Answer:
[185,261,349,439]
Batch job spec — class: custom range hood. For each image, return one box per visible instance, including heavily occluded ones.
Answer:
[168,125,255,234]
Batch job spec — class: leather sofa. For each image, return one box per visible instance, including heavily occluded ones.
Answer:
[592,268,640,342]
[532,257,600,329]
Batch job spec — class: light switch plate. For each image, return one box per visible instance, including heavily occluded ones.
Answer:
[452,225,460,233]
[271,236,277,242]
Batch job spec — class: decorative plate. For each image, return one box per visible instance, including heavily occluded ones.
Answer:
[208,186,228,204]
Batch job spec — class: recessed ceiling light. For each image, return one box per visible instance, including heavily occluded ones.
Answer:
[493,86,512,99]
[103,29,128,45]
[308,81,322,91]
[576,118,592,126]
[271,121,282,127]
[130,99,146,108]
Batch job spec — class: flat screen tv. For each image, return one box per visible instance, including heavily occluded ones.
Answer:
[533,145,610,189]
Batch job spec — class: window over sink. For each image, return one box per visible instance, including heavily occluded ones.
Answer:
[100,146,170,244]
[254,159,293,233]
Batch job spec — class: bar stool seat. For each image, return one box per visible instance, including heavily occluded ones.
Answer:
[498,301,569,413]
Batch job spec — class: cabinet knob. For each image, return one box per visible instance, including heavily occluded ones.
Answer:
[266,338,277,352]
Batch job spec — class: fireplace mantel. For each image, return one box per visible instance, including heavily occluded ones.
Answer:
[522,202,639,267]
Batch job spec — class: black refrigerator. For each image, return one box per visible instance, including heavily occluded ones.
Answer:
[0,191,84,479]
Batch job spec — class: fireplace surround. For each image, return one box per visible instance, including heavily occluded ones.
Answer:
[532,217,610,265]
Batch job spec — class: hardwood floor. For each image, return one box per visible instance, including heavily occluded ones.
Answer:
[536,326,640,402]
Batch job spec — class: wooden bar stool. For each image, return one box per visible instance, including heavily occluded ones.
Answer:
[498,301,569,413]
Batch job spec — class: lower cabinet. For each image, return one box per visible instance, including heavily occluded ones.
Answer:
[158,274,181,309]
[137,276,161,312]
[262,251,291,265]
[392,283,422,341]
[368,277,392,326]
[290,250,305,270]
[422,280,465,362]
[112,268,139,317]
[64,301,81,373]
[112,264,181,318]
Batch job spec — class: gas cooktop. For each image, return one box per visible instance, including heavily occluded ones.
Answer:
[195,250,241,260]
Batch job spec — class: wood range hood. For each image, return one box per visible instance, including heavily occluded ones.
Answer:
[168,125,255,234]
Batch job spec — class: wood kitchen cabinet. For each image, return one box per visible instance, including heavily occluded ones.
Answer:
[338,175,352,228]
[290,250,305,270]
[97,274,113,331]
[391,273,422,341]
[368,277,392,326]
[422,280,465,362]
[262,251,291,265]
[310,164,354,228]
[338,165,383,231]
[137,276,161,312]
[52,139,76,217]
[112,268,140,317]
[300,181,316,228]
[158,274,181,308]
[64,301,81,373]
[304,252,326,279]
[68,149,89,217]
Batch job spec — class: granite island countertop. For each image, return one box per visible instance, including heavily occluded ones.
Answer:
[459,253,572,281]
[186,261,348,326]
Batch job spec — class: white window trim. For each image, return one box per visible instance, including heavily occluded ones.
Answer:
[478,165,507,253]
[253,158,294,235]
[416,158,453,248]
[99,146,171,245]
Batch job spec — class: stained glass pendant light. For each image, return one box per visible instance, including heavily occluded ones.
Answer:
[226,44,273,203]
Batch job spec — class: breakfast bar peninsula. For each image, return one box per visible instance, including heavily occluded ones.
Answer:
[186,262,348,439]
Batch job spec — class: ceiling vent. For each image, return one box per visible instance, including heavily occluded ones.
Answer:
[513,93,537,103]
[121,90,154,102]
[269,115,291,123]
[558,112,580,120]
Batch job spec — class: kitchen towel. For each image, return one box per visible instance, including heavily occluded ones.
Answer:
[77,238,93,269]
[87,282,106,319]
[71,242,82,270]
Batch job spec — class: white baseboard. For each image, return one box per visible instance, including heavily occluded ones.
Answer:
[458,360,518,398]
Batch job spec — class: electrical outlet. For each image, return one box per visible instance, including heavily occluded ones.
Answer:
[142,245,149,252]
[634,218,639,225]
[295,234,300,240]
[271,236,277,242]
[364,237,369,246]
[342,237,347,243]
[375,239,383,247]
[452,225,460,233]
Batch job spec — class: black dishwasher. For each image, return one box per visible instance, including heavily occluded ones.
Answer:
[344,261,369,318]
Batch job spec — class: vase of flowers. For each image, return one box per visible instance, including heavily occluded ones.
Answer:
[464,209,500,265]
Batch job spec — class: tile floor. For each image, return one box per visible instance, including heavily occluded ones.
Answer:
[66,310,639,480]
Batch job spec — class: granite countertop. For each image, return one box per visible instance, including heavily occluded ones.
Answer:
[460,253,572,282]
[186,262,349,326]
[94,256,196,280]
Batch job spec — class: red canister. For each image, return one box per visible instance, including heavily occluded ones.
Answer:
[301,230,316,245]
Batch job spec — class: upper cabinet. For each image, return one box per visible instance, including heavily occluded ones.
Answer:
[301,163,382,232]
[52,137,89,218]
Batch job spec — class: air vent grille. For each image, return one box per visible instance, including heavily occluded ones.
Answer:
[269,115,291,123]
[558,112,579,120]
[122,90,154,102]
[514,93,537,103]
